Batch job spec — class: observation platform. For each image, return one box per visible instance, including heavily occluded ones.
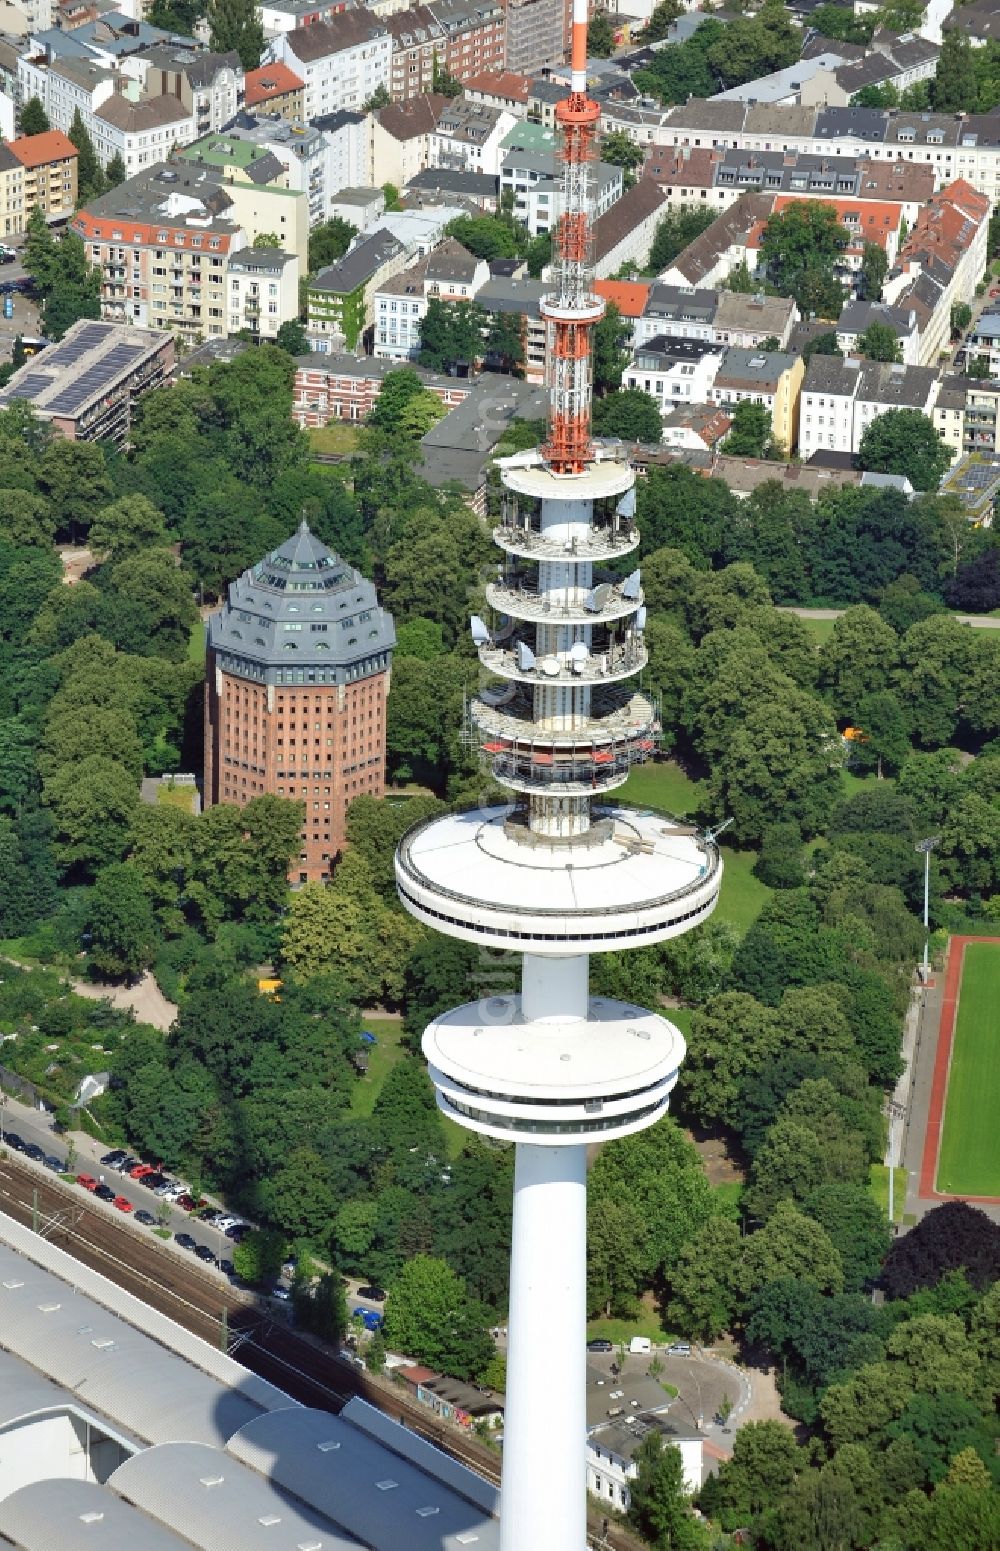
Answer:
[499,448,635,505]
[484,571,642,625]
[395,803,722,954]
[478,637,647,686]
[493,518,640,564]
[423,995,686,1145]
[473,685,656,746]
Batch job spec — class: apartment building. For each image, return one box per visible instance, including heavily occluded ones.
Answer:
[226,246,298,340]
[709,348,804,452]
[624,336,725,414]
[244,62,305,121]
[188,116,330,228]
[632,284,796,350]
[266,15,391,120]
[501,147,622,236]
[0,129,77,232]
[430,98,515,177]
[312,110,368,202]
[92,92,196,178]
[370,94,448,187]
[836,299,920,365]
[169,142,309,271]
[388,0,505,101]
[372,236,488,358]
[593,278,650,347]
[961,309,1000,375]
[476,273,547,379]
[883,179,991,365]
[593,178,668,278]
[504,0,565,75]
[798,354,939,459]
[293,351,471,425]
[462,70,531,113]
[0,318,172,441]
[744,191,906,275]
[307,228,408,351]
[138,47,243,135]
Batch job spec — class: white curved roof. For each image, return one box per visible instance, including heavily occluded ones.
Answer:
[0,1348,71,1430]
[0,1244,283,1445]
[0,1478,191,1551]
[228,1405,499,1551]
[109,1440,361,1551]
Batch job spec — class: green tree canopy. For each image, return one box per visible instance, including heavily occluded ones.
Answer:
[592,387,662,443]
[858,321,902,361]
[19,97,49,135]
[384,1255,494,1379]
[206,0,263,68]
[858,409,953,492]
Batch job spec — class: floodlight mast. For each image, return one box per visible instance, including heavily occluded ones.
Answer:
[394,12,723,1544]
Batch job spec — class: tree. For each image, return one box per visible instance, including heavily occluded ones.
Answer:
[524,231,551,277]
[725,400,775,459]
[232,1228,286,1285]
[950,301,972,339]
[755,821,805,889]
[700,1420,805,1532]
[444,215,520,261]
[628,1433,709,1550]
[590,1118,715,1284]
[272,317,307,357]
[88,494,168,561]
[818,604,899,722]
[484,309,524,374]
[44,754,137,875]
[601,129,645,186]
[666,1215,743,1342]
[308,217,357,273]
[933,28,978,113]
[431,55,463,96]
[87,861,156,980]
[587,8,615,56]
[679,991,778,1128]
[860,242,888,301]
[68,108,105,204]
[20,97,50,136]
[592,387,662,443]
[851,689,911,778]
[384,1255,494,1379]
[760,202,849,317]
[881,1201,1000,1298]
[858,321,902,362]
[417,296,485,372]
[709,685,842,844]
[206,0,263,68]
[649,207,717,273]
[739,1200,844,1298]
[803,330,843,362]
[105,151,127,189]
[587,1197,649,1316]
[645,0,681,39]
[857,408,953,492]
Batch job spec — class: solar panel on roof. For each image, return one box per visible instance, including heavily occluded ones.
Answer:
[2,372,55,399]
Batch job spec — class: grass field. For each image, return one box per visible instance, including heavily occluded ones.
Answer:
[936,942,1000,1196]
[156,781,199,814]
[798,615,837,645]
[349,1014,465,1157]
[869,1163,906,1223]
[308,423,360,458]
[187,618,205,663]
[616,761,772,933]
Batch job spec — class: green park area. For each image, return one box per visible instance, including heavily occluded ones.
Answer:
[308,423,361,458]
[936,941,1000,1197]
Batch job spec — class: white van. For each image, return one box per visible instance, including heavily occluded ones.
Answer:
[629,1336,651,1355]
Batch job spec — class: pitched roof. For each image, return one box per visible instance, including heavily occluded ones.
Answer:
[462,69,530,101]
[713,290,795,332]
[8,129,77,168]
[244,60,304,106]
[284,12,386,62]
[377,93,449,141]
[663,192,773,285]
[594,178,666,262]
[594,279,651,318]
[95,95,192,131]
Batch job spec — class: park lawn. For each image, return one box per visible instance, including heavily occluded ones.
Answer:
[587,1309,671,1345]
[668,1006,693,1041]
[799,615,837,645]
[187,618,206,664]
[308,423,360,458]
[715,848,771,934]
[349,1014,465,1156]
[936,941,1000,1196]
[618,759,704,816]
[869,1163,906,1224]
[156,782,199,814]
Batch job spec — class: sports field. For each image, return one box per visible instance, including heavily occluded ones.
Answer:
[936,941,1000,1197]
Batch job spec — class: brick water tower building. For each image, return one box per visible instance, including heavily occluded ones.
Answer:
[204,521,395,882]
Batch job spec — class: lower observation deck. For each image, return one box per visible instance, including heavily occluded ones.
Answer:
[423,995,686,1145]
[499,445,634,504]
[478,637,647,686]
[395,804,722,954]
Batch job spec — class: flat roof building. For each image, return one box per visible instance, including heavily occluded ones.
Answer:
[0,320,173,442]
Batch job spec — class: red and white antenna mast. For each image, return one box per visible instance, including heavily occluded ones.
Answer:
[540,0,605,475]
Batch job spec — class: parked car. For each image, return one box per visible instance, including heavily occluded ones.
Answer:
[3,1133,25,1151]
[352,1306,383,1331]
[94,1184,116,1202]
[160,1181,188,1200]
[23,1142,44,1161]
[174,1232,196,1250]
[115,1156,140,1173]
[587,1339,613,1353]
[215,1215,240,1232]
[101,1150,127,1167]
[194,1245,218,1265]
[129,1162,157,1179]
[113,1195,133,1212]
[140,1172,168,1190]
[76,1174,99,1191]
[225,1222,250,1241]
[357,1284,386,1302]
[44,1155,63,1172]
[175,1194,196,1211]
[134,1209,156,1226]
[667,1342,692,1356]
[219,1258,235,1277]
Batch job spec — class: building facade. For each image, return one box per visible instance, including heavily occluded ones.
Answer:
[266,15,392,120]
[0,128,77,230]
[307,227,408,350]
[226,245,298,339]
[0,318,173,441]
[204,521,395,884]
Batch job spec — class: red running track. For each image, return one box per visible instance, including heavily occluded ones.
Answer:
[919,934,1000,1204]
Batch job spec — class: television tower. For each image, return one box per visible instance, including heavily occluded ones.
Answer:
[394,4,723,1543]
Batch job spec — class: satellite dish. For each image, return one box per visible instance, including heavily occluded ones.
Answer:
[588,582,612,611]
[616,487,636,520]
[635,606,647,631]
[516,640,537,671]
[470,615,491,646]
[569,641,589,662]
[622,569,641,600]
[541,656,562,676]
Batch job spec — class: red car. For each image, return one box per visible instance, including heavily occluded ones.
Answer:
[112,1195,133,1213]
[129,1163,157,1179]
[76,1174,98,1191]
[991,287,1000,297]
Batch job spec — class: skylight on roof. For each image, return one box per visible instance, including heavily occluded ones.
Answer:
[317,1439,341,1451]
[376,1479,399,1490]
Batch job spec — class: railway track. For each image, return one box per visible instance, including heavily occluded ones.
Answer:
[0,1159,646,1548]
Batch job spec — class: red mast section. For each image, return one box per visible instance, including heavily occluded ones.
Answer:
[540,0,604,475]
